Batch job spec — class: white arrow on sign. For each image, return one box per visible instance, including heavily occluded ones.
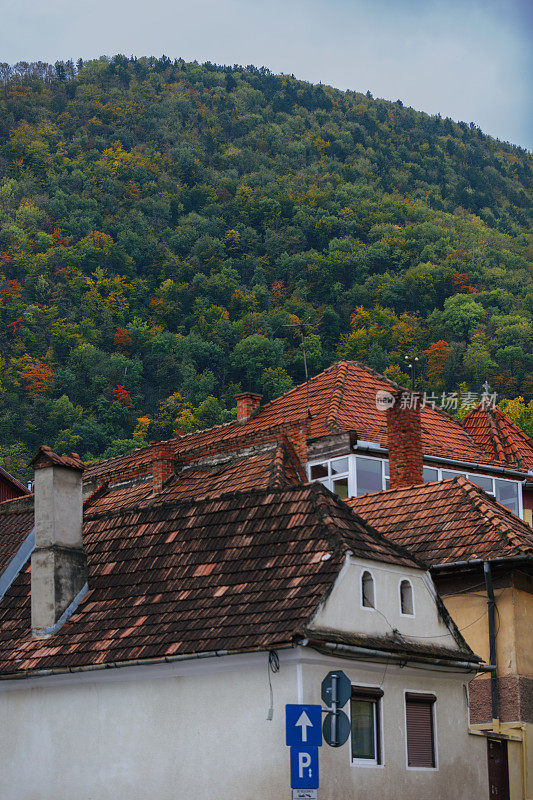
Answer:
[296,711,313,742]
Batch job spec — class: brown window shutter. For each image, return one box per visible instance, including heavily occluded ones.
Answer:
[352,686,384,700]
[406,698,435,767]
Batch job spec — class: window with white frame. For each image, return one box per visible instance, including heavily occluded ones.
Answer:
[307,454,522,515]
[309,456,349,498]
[351,686,383,765]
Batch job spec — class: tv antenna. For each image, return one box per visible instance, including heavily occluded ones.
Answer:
[284,317,312,417]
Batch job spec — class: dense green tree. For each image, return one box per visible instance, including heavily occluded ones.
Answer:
[0,55,530,477]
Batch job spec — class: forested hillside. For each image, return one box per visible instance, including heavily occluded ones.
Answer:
[0,55,531,478]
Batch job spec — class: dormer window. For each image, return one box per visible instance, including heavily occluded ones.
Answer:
[361,571,375,608]
[308,455,522,516]
[400,579,414,616]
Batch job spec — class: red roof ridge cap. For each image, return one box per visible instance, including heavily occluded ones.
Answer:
[326,361,349,433]
[269,442,287,488]
[455,477,533,555]
[239,362,343,418]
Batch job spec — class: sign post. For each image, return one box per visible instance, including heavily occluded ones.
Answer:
[321,670,351,748]
[285,671,352,796]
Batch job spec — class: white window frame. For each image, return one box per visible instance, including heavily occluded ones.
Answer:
[403,690,438,771]
[399,578,415,617]
[307,454,523,517]
[350,688,383,768]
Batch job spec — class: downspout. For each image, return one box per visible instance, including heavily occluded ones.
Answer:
[483,561,499,723]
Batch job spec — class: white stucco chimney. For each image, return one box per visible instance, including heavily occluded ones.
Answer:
[30,446,87,636]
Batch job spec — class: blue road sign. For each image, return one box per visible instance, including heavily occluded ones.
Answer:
[286,705,322,747]
[290,746,319,790]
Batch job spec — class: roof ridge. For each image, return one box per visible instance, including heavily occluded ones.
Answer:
[280,434,308,483]
[269,442,287,488]
[494,414,524,466]
[326,361,349,433]
[314,485,424,568]
[455,477,533,555]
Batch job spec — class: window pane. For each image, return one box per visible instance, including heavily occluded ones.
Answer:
[356,457,383,495]
[331,457,349,475]
[384,459,389,477]
[310,463,328,480]
[468,474,493,493]
[351,699,376,760]
[495,480,519,515]
[441,470,466,480]
[423,467,438,483]
[333,477,348,499]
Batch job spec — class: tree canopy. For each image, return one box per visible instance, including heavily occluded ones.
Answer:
[0,55,531,480]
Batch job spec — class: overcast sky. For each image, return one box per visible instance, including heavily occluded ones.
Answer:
[2,0,531,149]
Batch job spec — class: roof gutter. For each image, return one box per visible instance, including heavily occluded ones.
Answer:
[307,639,492,673]
[431,555,532,572]
[0,644,295,682]
[354,444,530,480]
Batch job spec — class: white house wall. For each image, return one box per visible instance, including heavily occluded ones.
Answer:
[0,649,488,800]
[310,556,456,646]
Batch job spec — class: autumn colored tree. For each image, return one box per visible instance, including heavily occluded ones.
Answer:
[423,341,451,386]
[112,385,133,406]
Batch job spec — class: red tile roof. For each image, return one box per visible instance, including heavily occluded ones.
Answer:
[0,484,426,676]
[30,445,85,472]
[346,477,533,567]
[462,404,533,471]
[83,362,513,488]
[0,497,34,576]
[84,442,304,514]
[0,465,30,501]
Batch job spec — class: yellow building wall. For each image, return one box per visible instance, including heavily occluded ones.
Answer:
[514,586,533,678]
[441,585,518,677]
[442,575,533,800]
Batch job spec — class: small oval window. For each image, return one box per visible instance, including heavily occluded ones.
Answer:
[400,580,414,615]
[362,571,375,608]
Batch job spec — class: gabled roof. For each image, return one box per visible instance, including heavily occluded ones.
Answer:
[83,361,512,486]
[0,484,423,676]
[462,404,533,471]
[0,465,30,500]
[346,477,533,568]
[0,496,34,576]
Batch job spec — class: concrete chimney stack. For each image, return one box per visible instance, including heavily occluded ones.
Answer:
[30,446,87,637]
[385,390,424,489]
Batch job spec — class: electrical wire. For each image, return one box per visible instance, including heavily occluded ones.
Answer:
[266,649,280,721]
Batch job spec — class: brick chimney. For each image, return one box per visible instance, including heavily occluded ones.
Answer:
[30,447,87,637]
[151,443,176,494]
[236,392,262,422]
[385,391,424,488]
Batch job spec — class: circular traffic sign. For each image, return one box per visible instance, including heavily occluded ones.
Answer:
[323,710,351,747]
